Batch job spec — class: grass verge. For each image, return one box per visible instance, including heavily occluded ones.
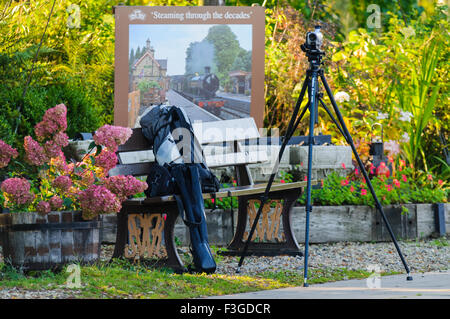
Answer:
[0,258,399,299]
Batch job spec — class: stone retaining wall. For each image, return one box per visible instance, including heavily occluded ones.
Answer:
[101,203,449,246]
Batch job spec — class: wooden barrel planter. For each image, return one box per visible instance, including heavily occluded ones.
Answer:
[0,211,101,271]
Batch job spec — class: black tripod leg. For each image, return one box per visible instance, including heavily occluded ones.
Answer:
[236,76,310,273]
[319,72,413,280]
[303,69,320,287]
[283,76,311,145]
[319,98,346,139]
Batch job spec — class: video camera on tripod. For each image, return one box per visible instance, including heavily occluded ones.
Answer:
[304,25,324,50]
[301,25,325,63]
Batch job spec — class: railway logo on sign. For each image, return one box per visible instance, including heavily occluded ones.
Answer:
[129,9,146,21]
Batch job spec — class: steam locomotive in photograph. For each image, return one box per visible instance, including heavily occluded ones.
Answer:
[171,67,224,116]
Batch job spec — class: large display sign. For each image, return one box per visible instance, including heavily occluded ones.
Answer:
[114,6,265,128]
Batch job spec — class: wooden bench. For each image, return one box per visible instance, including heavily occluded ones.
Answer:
[108,117,315,272]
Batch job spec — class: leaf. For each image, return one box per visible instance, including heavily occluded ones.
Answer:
[88,141,97,150]
[93,172,100,183]
[63,197,72,208]
[73,166,83,174]
[331,51,346,62]
[95,145,103,156]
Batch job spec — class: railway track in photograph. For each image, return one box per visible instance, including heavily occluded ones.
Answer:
[217,97,251,120]
[172,89,250,120]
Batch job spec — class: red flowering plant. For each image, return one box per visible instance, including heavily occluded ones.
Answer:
[0,104,147,220]
[297,158,448,207]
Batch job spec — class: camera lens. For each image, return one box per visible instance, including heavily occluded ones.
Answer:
[308,33,317,41]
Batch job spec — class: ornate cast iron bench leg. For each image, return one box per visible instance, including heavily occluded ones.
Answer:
[111,203,186,273]
[223,188,303,256]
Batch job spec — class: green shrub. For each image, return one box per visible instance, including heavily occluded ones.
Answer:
[204,182,238,209]
[44,79,101,138]
[0,78,100,149]
[0,110,15,146]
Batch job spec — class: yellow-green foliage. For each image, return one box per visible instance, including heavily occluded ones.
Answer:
[1,1,448,177]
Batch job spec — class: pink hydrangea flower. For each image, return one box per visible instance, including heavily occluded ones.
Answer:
[95,150,118,173]
[50,152,72,174]
[34,104,67,141]
[44,140,61,159]
[393,179,400,188]
[36,200,51,215]
[1,177,35,206]
[52,175,72,192]
[341,179,349,186]
[350,185,355,192]
[24,136,48,166]
[49,195,63,210]
[103,175,148,201]
[78,185,122,219]
[361,189,367,196]
[0,140,18,168]
[66,163,75,175]
[53,132,69,147]
[402,174,407,183]
[1,177,30,194]
[93,125,132,152]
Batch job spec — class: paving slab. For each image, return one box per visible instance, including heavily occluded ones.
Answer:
[208,270,450,299]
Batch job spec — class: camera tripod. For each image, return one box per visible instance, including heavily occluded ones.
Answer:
[236,30,413,286]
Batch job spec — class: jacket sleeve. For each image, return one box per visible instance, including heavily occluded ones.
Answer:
[139,106,159,147]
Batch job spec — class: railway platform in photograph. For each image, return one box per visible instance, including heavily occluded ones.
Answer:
[166,89,221,122]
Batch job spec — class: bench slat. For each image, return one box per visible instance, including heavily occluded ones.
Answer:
[206,150,268,168]
[122,181,314,205]
[118,128,151,152]
[108,162,153,177]
[111,150,268,176]
[193,118,260,144]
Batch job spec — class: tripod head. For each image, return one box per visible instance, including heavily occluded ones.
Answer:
[301,25,325,67]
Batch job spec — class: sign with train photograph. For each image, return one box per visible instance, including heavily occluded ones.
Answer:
[114,6,265,128]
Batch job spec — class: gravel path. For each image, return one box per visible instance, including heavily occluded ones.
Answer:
[212,240,450,276]
[0,239,448,298]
